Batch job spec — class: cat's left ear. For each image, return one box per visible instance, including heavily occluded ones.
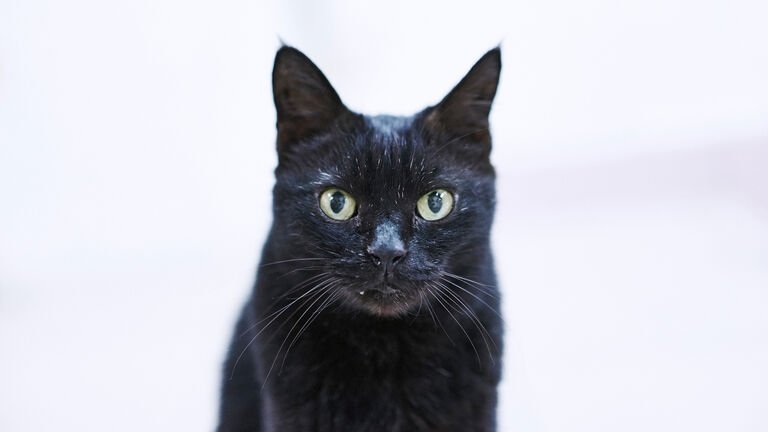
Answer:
[423,48,501,146]
[272,46,349,151]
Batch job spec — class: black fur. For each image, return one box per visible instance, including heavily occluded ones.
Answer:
[218,46,503,432]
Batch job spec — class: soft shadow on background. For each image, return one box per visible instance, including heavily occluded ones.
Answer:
[1,1,766,431]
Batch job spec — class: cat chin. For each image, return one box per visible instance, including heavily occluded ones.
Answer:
[342,286,419,318]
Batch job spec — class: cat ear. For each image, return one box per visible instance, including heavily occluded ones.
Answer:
[272,46,348,149]
[424,48,501,146]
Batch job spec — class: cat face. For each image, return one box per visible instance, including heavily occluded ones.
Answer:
[270,47,500,317]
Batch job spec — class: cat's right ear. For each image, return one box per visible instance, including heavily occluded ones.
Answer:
[272,46,348,151]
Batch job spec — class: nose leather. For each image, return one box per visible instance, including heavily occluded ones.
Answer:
[368,219,406,270]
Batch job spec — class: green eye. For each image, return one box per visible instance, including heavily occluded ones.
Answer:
[416,189,454,221]
[319,188,356,220]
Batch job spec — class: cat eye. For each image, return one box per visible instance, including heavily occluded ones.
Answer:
[416,189,454,221]
[319,188,357,220]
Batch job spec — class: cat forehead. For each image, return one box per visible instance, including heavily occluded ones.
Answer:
[365,114,414,136]
[307,119,440,190]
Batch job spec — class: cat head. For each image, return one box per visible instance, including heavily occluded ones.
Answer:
[270,46,500,317]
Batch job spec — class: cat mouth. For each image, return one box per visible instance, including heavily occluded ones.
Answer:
[357,284,396,299]
[352,284,415,317]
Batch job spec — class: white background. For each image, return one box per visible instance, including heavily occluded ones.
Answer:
[1,1,767,431]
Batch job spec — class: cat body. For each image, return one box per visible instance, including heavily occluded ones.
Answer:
[218,46,503,432]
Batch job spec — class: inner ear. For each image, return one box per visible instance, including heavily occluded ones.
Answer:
[424,48,501,144]
[272,46,348,150]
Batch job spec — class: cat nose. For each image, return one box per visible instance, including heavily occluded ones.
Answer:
[367,245,407,269]
[369,218,407,270]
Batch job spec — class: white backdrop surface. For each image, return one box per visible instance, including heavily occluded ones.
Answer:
[1,1,767,431]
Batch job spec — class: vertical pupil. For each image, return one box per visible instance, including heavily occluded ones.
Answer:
[427,191,443,213]
[330,191,346,213]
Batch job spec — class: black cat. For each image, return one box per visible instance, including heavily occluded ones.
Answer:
[218,46,503,432]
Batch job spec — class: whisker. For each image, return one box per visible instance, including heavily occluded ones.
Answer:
[260,278,338,348]
[422,289,438,327]
[259,257,326,267]
[434,281,496,363]
[429,286,480,365]
[280,287,342,372]
[410,290,426,324]
[239,273,330,337]
[262,282,337,388]
[439,276,502,318]
[229,277,334,379]
[276,272,332,300]
[424,286,454,345]
[276,265,325,280]
[442,272,497,297]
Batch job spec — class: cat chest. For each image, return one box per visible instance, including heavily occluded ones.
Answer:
[265,336,475,431]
